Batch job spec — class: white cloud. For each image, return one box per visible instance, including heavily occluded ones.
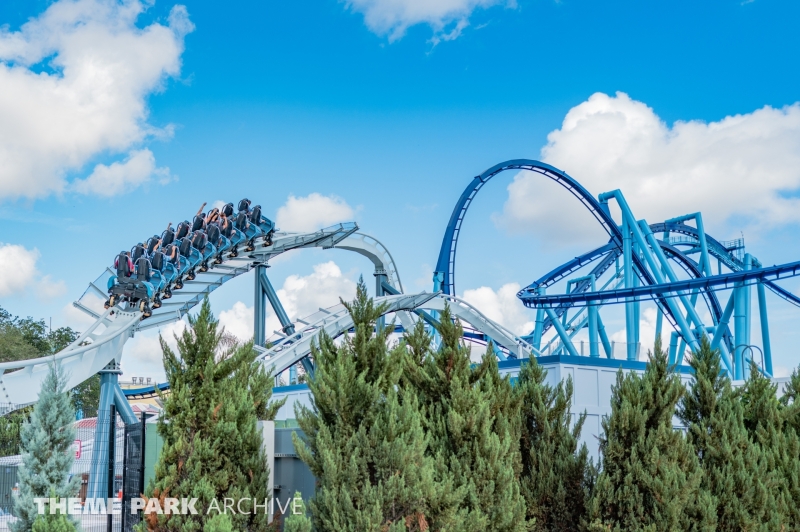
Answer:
[344,0,515,43]
[121,319,186,381]
[71,148,171,196]
[497,92,800,242]
[0,243,39,297]
[461,282,534,336]
[216,261,358,345]
[0,0,193,200]
[0,243,71,300]
[219,301,254,343]
[275,193,355,232]
[278,261,358,319]
[610,307,672,360]
[36,275,68,300]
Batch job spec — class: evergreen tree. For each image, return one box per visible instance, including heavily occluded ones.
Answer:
[585,340,715,531]
[144,299,283,532]
[516,355,594,531]
[283,491,312,532]
[403,307,528,531]
[738,362,799,527]
[678,337,785,530]
[32,512,77,532]
[294,279,444,531]
[31,492,77,532]
[780,365,800,434]
[11,363,81,532]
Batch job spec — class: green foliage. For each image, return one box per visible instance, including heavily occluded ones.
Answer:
[403,307,529,531]
[294,279,444,531]
[0,305,97,420]
[738,362,800,526]
[11,363,81,532]
[283,491,312,532]
[780,365,800,434]
[202,513,234,532]
[586,340,715,531]
[32,511,78,532]
[678,337,785,530]
[516,355,594,531]
[145,298,284,532]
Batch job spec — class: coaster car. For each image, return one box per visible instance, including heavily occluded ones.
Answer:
[105,254,155,318]
[191,231,216,273]
[250,205,275,247]
[150,251,176,301]
[176,237,202,282]
[235,209,262,252]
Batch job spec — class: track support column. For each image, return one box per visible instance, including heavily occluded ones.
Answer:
[254,265,311,381]
[88,361,137,500]
[532,287,545,351]
[757,280,773,376]
[375,268,388,332]
[622,217,637,361]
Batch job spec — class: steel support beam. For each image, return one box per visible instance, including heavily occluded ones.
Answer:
[545,308,580,357]
[757,280,773,376]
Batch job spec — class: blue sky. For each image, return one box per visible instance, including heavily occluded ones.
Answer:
[1,0,799,379]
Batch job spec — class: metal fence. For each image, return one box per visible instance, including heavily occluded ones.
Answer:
[0,405,148,532]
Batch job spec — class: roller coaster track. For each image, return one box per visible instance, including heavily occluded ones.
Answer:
[433,159,688,338]
[434,159,797,376]
[253,292,537,375]
[0,223,376,410]
[2,218,533,409]
[518,260,800,308]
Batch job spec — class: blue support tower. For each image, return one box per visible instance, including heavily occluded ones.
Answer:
[87,361,137,500]
[253,264,312,381]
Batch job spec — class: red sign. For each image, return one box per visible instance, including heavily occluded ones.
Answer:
[74,440,82,459]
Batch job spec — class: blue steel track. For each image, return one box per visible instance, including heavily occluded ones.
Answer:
[433,159,800,380]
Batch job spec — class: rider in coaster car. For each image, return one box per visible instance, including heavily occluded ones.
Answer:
[191,230,215,272]
[161,223,176,249]
[175,220,191,240]
[150,249,174,301]
[205,207,220,225]
[234,198,262,252]
[132,256,155,318]
[219,212,243,259]
[113,251,134,276]
[146,235,161,255]
[191,202,207,232]
[249,204,275,247]
[131,243,147,263]
[105,252,133,309]
[105,252,155,318]
[177,235,202,281]
[163,243,186,289]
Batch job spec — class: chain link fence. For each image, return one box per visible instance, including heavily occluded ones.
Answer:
[0,405,148,532]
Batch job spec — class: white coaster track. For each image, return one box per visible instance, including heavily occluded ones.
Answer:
[255,292,538,376]
[1,222,534,411]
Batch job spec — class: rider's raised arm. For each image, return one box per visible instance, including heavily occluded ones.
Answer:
[196,202,207,217]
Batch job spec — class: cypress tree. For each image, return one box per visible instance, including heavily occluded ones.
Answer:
[294,279,443,531]
[283,492,312,532]
[780,365,800,434]
[585,340,715,531]
[738,362,798,527]
[516,355,594,531]
[145,299,284,531]
[11,363,80,532]
[678,337,784,530]
[404,306,528,531]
